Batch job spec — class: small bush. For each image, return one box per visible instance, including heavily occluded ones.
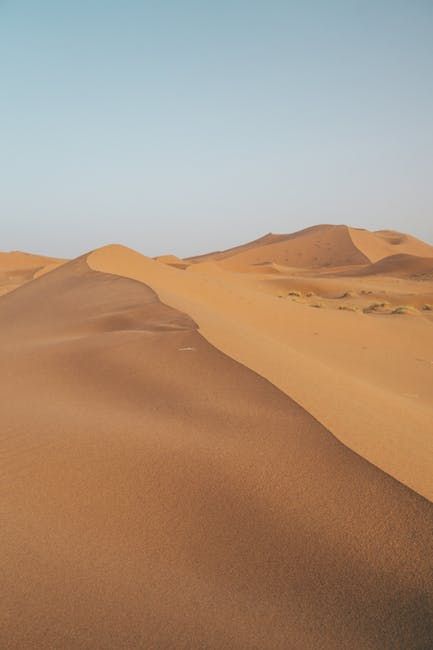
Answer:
[288,290,302,297]
[391,306,417,315]
[363,302,387,314]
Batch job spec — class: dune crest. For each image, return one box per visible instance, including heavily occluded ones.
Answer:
[88,240,433,501]
[186,224,433,272]
[1,251,433,648]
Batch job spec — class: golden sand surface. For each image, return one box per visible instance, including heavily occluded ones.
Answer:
[1,225,433,648]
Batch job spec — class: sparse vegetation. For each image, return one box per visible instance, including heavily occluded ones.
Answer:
[363,302,388,314]
[338,305,358,311]
[391,306,418,315]
[310,303,323,308]
[287,290,302,297]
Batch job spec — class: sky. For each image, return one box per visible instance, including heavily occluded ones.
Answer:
[1,0,432,258]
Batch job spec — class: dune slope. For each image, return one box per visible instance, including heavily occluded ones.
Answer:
[89,245,433,501]
[1,254,433,649]
[350,253,433,279]
[214,225,371,270]
[0,250,65,296]
[186,224,433,272]
[349,228,433,263]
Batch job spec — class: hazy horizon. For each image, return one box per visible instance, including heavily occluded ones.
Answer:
[1,1,432,258]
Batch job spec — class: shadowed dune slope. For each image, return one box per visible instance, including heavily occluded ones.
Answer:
[1,254,433,649]
[347,253,433,279]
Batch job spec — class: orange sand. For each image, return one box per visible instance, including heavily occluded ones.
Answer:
[0,250,65,296]
[1,225,433,648]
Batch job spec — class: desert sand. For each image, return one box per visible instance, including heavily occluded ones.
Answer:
[0,250,65,296]
[1,225,433,648]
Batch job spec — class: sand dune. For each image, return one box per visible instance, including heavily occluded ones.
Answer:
[1,252,433,649]
[186,224,433,272]
[201,225,371,270]
[89,244,433,501]
[350,253,433,279]
[350,228,433,263]
[2,226,433,648]
[154,254,189,269]
[0,250,63,270]
[0,250,65,296]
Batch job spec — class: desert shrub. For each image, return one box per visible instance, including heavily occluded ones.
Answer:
[391,306,417,315]
[363,302,385,313]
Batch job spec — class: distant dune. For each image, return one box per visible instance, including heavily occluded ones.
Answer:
[89,239,433,501]
[1,226,433,649]
[349,253,433,279]
[0,250,65,296]
[186,224,433,272]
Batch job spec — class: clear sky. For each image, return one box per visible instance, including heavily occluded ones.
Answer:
[1,1,432,258]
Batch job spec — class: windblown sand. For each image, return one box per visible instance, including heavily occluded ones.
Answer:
[1,225,433,648]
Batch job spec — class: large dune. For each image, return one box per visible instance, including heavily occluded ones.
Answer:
[89,244,433,501]
[2,226,433,648]
[186,224,433,272]
[1,253,433,649]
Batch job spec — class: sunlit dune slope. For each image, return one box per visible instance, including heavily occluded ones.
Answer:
[0,250,63,270]
[189,225,371,270]
[349,228,433,263]
[1,253,433,649]
[0,250,65,296]
[89,244,433,501]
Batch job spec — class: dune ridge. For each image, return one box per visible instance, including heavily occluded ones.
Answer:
[186,224,433,272]
[1,252,433,648]
[88,243,433,501]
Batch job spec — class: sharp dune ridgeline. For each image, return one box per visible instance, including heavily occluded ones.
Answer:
[1,224,433,649]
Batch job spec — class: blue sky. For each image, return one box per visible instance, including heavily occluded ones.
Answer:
[1,1,432,257]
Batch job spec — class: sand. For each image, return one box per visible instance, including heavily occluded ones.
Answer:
[1,225,433,648]
[89,235,433,501]
[0,250,65,296]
